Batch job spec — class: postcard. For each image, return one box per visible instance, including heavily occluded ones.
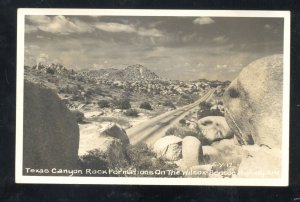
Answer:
[16,9,290,185]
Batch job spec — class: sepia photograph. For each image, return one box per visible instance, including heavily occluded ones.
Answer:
[15,9,290,186]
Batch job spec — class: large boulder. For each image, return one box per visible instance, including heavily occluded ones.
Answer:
[223,54,283,149]
[198,116,234,144]
[99,123,130,145]
[235,146,281,178]
[182,136,204,168]
[23,81,79,171]
[153,135,182,161]
[223,55,283,178]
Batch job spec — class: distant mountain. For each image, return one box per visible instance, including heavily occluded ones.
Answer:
[81,64,160,81]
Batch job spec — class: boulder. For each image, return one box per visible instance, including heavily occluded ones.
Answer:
[236,146,281,178]
[211,139,245,166]
[153,135,182,161]
[23,81,79,171]
[182,136,204,168]
[223,54,283,178]
[99,123,129,145]
[202,146,219,163]
[198,116,234,144]
[223,54,283,149]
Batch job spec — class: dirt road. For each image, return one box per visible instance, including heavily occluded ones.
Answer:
[126,89,215,145]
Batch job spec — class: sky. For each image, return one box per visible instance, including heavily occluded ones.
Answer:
[24,15,284,81]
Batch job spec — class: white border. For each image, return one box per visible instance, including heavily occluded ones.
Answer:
[16,9,290,186]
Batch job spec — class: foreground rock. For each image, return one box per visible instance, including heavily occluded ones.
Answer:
[223,54,283,149]
[79,123,129,167]
[182,136,204,168]
[198,116,234,144]
[235,146,281,178]
[23,81,79,171]
[223,54,283,178]
[153,135,182,161]
[100,123,130,145]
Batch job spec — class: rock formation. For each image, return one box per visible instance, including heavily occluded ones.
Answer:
[182,136,204,168]
[223,54,283,178]
[23,81,79,171]
[198,116,234,144]
[153,135,182,161]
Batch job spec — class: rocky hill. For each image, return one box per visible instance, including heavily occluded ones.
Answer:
[80,64,160,81]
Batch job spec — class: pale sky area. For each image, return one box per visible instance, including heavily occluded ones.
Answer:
[24,15,283,81]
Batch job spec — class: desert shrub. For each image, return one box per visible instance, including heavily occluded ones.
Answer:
[79,149,109,171]
[140,102,152,110]
[71,110,84,123]
[126,143,178,177]
[165,126,201,139]
[199,101,212,110]
[98,100,110,108]
[58,85,79,94]
[197,108,224,119]
[121,90,132,98]
[163,100,176,109]
[124,109,138,117]
[85,88,94,98]
[179,119,187,126]
[181,93,191,100]
[217,100,223,105]
[113,98,131,109]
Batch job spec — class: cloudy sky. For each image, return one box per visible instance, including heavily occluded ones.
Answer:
[24,15,283,81]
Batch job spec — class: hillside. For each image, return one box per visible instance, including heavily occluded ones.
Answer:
[79,64,160,81]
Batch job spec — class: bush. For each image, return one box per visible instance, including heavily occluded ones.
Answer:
[71,110,84,123]
[181,94,191,100]
[98,100,110,108]
[126,143,178,177]
[80,143,179,177]
[140,102,152,110]
[165,126,201,139]
[163,100,176,109]
[79,149,108,171]
[58,85,79,94]
[113,98,131,109]
[124,109,138,117]
[179,119,187,126]
[199,101,212,110]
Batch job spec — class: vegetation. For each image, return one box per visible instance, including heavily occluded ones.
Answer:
[199,101,212,110]
[113,98,131,109]
[79,149,109,171]
[126,143,179,177]
[79,143,179,177]
[165,125,202,140]
[163,100,176,109]
[139,102,153,110]
[97,100,110,108]
[124,109,139,117]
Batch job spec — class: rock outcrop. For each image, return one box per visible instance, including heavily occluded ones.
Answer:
[223,54,284,178]
[182,136,204,168]
[99,123,130,145]
[223,54,283,149]
[198,116,234,144]
[153,135,182,161]
[23,81,79,171]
